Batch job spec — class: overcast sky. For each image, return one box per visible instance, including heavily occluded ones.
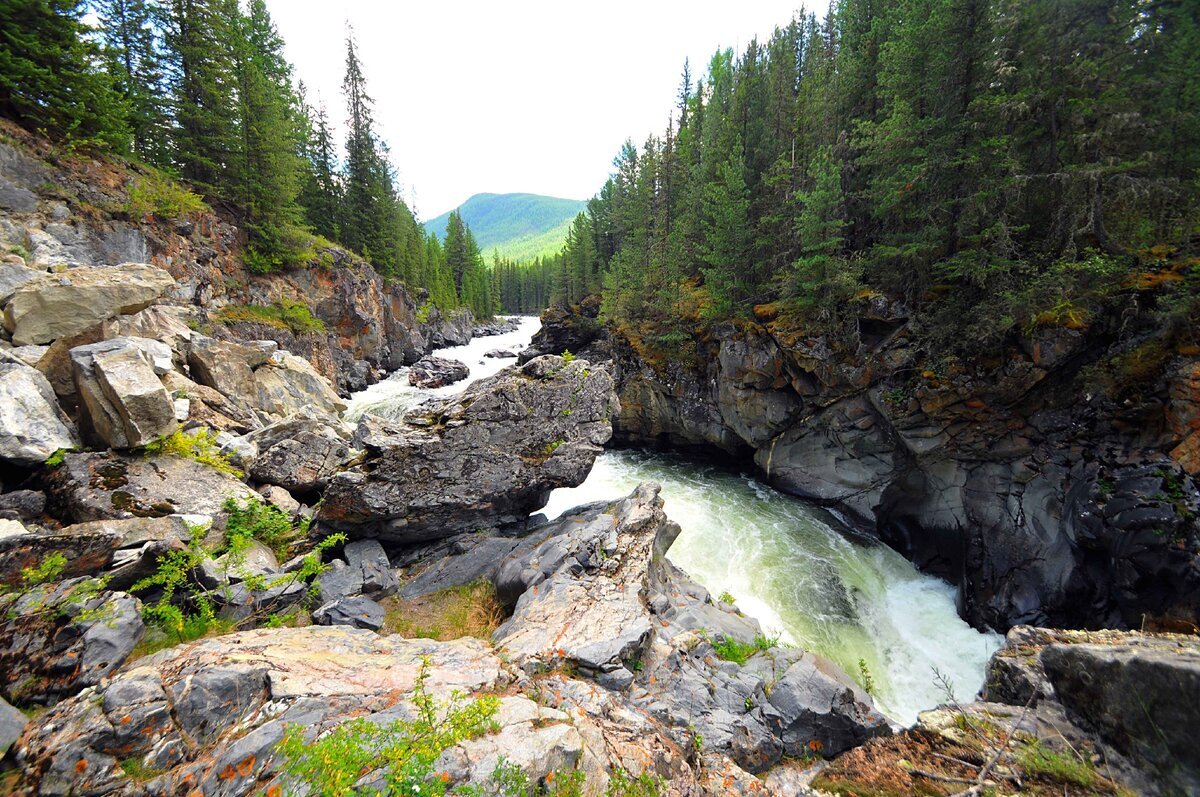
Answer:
[264,0,806,221]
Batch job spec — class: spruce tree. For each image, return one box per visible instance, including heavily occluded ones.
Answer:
[0,0,130,149]
[94,0,169,164]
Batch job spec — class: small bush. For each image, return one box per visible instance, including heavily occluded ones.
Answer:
[125,170,208,219]
[857,658,876,695]
[144,428,242,477]
[416,300,433,324]
[717,591,736,605]
[216,297,326,335]
[223,496,310,560]
[1018,739,1096,787]
[710,633,778,665]
[277,659,499,797]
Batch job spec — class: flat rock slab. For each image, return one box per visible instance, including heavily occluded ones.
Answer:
[46,451,259,523]
[3,262,175,346]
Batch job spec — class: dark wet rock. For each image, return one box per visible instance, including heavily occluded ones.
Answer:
[0,582,144,704]
[345,539,398,598]
[603,307,1200,633]
[518,296,603,364]
[408,355,469,389]
[313,596,385,630]
[0,489,46,521]
[1041,635,1200,794]
[400,533,520,599]
[46,450,258,524]
[314,558,363,604]
[473,317,521,337]
[484,349,517,359]
[319,355,618,543]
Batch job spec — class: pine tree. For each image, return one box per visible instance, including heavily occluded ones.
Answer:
[94,0,169,164]
[163,0,238,191]
[298,92,341,241]
[0,0,130,149]
[230,0,307,269]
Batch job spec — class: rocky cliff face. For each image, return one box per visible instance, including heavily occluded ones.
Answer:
[0,121,469,393]
[542,300,1200,635]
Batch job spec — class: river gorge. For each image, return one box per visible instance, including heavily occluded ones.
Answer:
[344,315,1001,728]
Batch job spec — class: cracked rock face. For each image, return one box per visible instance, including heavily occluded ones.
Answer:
[318,355,619,543]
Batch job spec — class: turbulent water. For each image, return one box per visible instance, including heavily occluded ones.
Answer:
[541,452,1003,726]
[343,315,543,422]
[346,316,1002,727]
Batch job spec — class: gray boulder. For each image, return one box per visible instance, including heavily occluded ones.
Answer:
[2,262,175,346]
[188,336,346,423]
[1041,635,1200,795]
[248,419,352,493]
[0,581,144,704]
[0,489,46,521]
[484,349,516,359]
[408,355,470,388]
[46,450,258,522]
[0,260,41,304]
[0,354,78,465]
[313,596,385,630]
[0,695,26,755]
[319,355,618,542]
[70,337,177,448]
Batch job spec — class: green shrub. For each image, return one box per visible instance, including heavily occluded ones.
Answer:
[144,428,242,477]
[277,659,499,797]
[857,658,876,695]
[416,300,433,324]
[717,591,736,605]
[1017,739,1096,787]
[223,496,311,560]
[560,349,576,364]
[43,448,69,468]
[125,170,208,219]
[216,297,326,335]
[710,633,778,665]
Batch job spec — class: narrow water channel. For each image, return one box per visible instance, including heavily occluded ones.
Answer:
[344,317,1002,727]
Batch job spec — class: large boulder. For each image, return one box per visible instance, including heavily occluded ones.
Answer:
[0,581,144,705]
[187,336,346,423]
[408,355,469,388]
[0,695,26,755]
[319,355,618,542]
[247,416,352,494]
[46,451,258,523]
[0,353,78,465]
[1041,634,1200,794]
[70,336,177,448]
[2,262,175,346]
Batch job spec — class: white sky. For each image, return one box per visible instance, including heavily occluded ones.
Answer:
[265,0,807,221]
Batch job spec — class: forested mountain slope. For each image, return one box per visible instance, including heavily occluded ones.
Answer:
[424,193,586,261]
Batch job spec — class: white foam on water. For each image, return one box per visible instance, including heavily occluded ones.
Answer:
[346,322,1002,727]
[343,315,542,422]
[541,450,1003,726]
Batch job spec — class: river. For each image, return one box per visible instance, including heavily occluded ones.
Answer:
[345,315,1002,727]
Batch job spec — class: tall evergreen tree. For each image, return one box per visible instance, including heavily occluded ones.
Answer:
[0,0,130,149]
[93,0,168,164]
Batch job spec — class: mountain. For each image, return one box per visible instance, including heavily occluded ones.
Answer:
[423,193,587,262]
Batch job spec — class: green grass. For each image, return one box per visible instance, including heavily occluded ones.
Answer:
[215,297,326,335]
[1018,739,1096,787]
[144,429,242,477]
[424,193,585,262]
[711,633,778,665]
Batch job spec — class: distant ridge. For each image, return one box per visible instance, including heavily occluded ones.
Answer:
[423,192,586,262]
